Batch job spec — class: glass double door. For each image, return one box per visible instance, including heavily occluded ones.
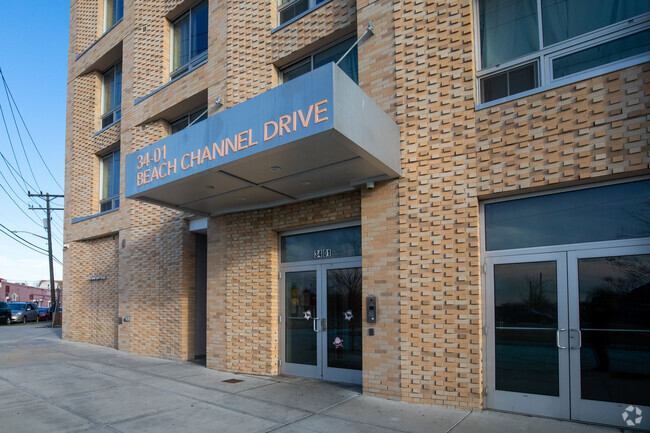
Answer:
[486,245,650,429]
[281,259,362,384]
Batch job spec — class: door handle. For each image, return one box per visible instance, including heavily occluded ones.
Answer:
[313,318,320,333]
[556,328,567,349]
[570,329,582,350]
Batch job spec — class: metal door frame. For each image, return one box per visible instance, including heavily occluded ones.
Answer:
[485,251,570,419]
[567,245,650,429]
[280,256,362,384]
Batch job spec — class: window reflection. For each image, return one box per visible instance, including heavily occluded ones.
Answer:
[327,268,362,370]
[281,226,361,263]
[578,254,650,405]
[485,181,650,251]
[494,261,559,396]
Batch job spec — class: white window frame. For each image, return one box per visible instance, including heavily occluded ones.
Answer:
[100,62,122,129]
[473,0,650,106]
[99,148,120,212]
[170,0,209,79]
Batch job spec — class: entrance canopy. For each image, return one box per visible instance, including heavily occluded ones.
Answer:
[125,63,400,215]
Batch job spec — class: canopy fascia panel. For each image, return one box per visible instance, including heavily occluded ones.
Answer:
[125,63,400,216]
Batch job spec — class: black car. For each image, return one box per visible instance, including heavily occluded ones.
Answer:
[0,301,11,325]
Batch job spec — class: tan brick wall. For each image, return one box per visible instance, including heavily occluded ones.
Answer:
[63,235,119,348]
[64,0,649,412]
[206,192,361,375]
[476,66,650,194]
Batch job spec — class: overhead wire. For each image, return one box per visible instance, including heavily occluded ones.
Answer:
[0,224,62,265]
[2,78,40,191]
[0,68,63,192]
[0,67,65,269]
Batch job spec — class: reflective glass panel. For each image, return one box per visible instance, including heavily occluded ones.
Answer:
[313,37,358,83]
[285,271,317,365]
[327,268,362,370]
[479,0,539,68]
[173,15,190,70]
[553,30,650,79]
[281,226,361,263]
[494,261,559,395]
[102,68,114,114]
[542,0,650,46]
[190,1,208,59]
[280,0,310,25]
[282,60,311,83]
[485,181,650,251]
[578,254,650,405]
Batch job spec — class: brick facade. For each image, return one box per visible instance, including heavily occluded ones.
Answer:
[64,0,649,413]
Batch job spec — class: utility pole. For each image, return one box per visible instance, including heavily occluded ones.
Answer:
[28,192,64,321]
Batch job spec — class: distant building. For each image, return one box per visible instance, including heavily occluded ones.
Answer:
[2,279,52,306]
[37,280,63,291]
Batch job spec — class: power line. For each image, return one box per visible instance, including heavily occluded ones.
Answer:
[0,180,43,228]
[0,101,27,192]
[0,151,37,193]
[0,224,62,265]
[2,78,41,191]
[0,68,63,191]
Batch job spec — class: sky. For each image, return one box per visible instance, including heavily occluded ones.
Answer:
[0,1,69,284]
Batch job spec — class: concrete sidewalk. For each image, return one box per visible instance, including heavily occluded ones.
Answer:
[0,324,621,433]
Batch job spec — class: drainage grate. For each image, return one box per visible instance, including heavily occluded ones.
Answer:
[222,379,244,383]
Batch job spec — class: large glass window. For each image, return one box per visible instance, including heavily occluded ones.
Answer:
[101,62,122,129]
[171,0,208,78]
[170,107,207,134]
[281,36,358,84]
[278,0,327,26]
[281,226,361,263]
[103,0,123,31]
[484,180,650,251]
[100,149,120,212]
[476,0,650,103]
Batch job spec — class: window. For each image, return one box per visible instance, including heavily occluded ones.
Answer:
[99,149,120,212]
[281,226,361,263]
[103,0,123,31]
[101,62,122,129]
[476,0,650,103]
[280,36,358,84]
[278,0,327,25]
[169,107,208,134]
[171,0,208,78]
[484,180,650,251]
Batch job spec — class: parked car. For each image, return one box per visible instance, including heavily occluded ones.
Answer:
[8,302,39,323]
[0,301,11,325]
[38,307,51,321]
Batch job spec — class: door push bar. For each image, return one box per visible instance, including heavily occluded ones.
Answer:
[556,328,567,349]
[556,328,582,349]
[312,318,327,333]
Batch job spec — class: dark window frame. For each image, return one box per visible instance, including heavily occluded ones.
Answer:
[169,106,208,134]
[280,35,358,84]
[99,148,121,213]
[101,62,122,129]
[170,0,209,79]
[103,0,124,32]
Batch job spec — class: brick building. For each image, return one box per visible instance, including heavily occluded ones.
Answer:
[2,279,52,306]
[63,0,650,428]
